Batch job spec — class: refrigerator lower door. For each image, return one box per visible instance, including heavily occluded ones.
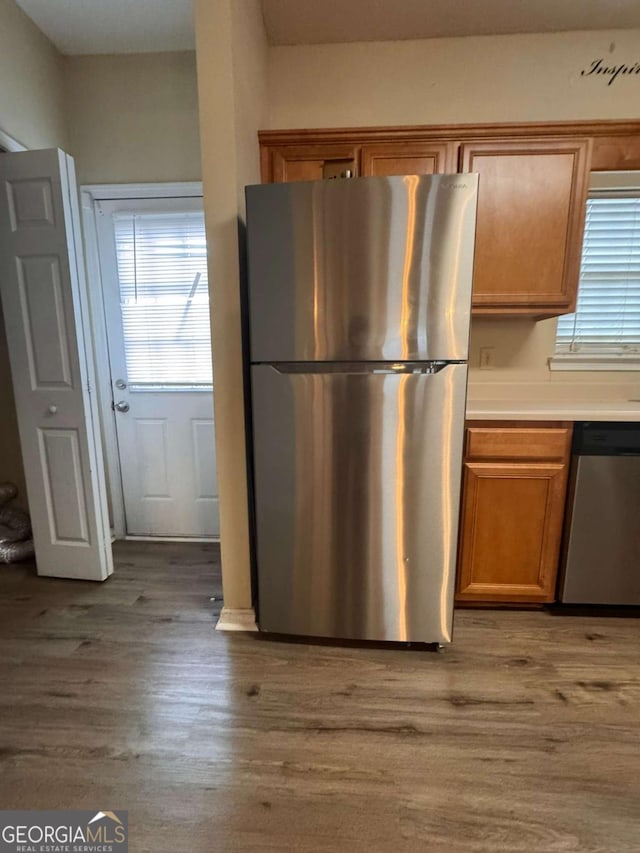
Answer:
[251,362,468,643]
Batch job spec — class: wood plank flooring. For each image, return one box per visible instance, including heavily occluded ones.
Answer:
[0,540,639,852]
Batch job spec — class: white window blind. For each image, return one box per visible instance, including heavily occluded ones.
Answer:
[556,194,640,358]
[113,211,212,387]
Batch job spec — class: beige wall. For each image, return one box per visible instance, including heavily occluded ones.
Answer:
[231,2,270,214]
[269,29,640,378]
[468,318,558,372]
[0,0,68,509]
[64,52,201,185]
[1,3,203,512]
[195,0,268,612]
[0,0,67,149]
[269,30,640,128]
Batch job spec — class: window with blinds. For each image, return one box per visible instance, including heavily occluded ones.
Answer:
[555,192,640,361]
[113,211,212,388]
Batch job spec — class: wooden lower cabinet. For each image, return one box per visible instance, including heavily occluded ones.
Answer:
[456,422,572,604]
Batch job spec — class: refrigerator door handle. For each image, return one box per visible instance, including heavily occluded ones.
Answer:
[264,361,462,375]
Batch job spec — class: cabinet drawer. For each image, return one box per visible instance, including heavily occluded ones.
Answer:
[465,422,572,461]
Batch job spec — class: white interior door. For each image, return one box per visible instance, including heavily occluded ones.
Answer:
[96,197,219,538]
[0,149,112,580]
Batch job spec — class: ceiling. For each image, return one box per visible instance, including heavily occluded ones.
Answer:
[14,0,195,55]
[14,0,640,55]
[262,0,640,45]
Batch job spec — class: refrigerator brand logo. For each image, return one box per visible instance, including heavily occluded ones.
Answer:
[442,182,468,189]
[580,58,640,85]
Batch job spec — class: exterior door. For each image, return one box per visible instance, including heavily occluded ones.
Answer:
[96,197,219,538]
[0,149,112,580]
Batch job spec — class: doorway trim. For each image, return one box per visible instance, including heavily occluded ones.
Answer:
[81,182,204,540]
[0,127,27,153]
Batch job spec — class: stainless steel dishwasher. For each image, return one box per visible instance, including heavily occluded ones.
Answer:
[560,422,640,605]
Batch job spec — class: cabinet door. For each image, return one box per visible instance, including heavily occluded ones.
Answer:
[456,460,568,603]
[269,145,358,183]
[361,142,455,176]
[460,139,591,316]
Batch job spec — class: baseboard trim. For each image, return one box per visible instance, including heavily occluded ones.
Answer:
[124,535,220,543]
[215,607,258,632]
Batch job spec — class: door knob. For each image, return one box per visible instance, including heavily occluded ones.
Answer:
[114,400,130,413]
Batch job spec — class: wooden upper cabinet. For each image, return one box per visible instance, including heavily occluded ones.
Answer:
[460,138,592,317]
[360,142,455,176]
[267,144,359,183]
[591,134,640,171]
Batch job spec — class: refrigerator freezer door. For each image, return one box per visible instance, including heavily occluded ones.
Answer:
[246,175,478,363]
[251,362,468,643]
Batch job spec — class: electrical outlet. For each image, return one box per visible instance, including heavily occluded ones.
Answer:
[479,347,495,369]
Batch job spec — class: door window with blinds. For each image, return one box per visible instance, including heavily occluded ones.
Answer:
[554,172,640,369]
[113,210,212,388]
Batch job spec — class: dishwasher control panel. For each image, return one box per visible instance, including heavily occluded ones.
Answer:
[574,422,640,456]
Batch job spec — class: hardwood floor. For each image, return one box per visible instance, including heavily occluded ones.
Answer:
[0,541,638,852]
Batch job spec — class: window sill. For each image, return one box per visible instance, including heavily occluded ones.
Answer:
[549,355,640,372]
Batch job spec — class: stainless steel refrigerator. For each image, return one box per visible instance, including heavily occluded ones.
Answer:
[245,174,478,644]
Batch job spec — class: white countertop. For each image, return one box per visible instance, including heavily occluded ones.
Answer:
[466,399,640,422]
